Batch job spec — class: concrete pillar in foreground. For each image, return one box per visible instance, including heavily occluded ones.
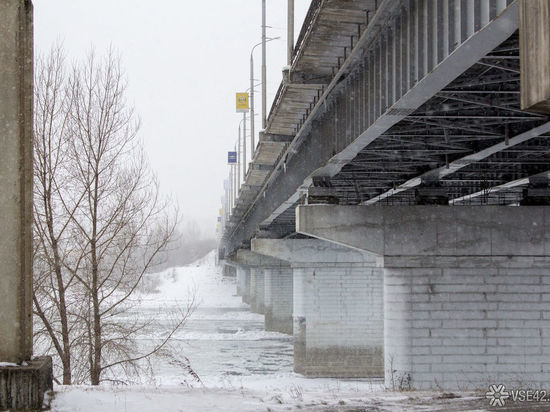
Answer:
[252,238,384,377]
[0,0,33,365]
[0,1,53,409]
[297,205,550,390]
[520,0,550,114]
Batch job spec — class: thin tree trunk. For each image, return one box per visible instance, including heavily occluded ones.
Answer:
[45,192,72,384]
[90,174,102,386]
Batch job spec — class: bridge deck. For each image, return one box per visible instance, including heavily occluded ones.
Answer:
[222,0,550,255]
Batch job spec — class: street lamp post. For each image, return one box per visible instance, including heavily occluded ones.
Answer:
[242,111,246,180]
[262,0,267,129]
[288,0,294,65]
[233,143,237,209]
[237,130,240,192]
[249,36,280,160]
[250,44,260,160]
[238,115,247,187]
[228,168,233,216]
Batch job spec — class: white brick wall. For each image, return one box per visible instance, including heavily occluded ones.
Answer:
[236,266,249,297]
[254,269,265,306]
[251,238,384,376]
[264,268,293,316]
[250,268,265,313]
[294,265,383,349]
[384,261,550,390]
[249,268,257,300]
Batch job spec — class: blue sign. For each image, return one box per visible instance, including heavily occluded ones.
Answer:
[228,151,237,164]
[217,216,222,222]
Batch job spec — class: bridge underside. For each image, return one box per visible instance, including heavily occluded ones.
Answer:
[224,0,550,253]
[268,30,550,238]
[221,0,550,391]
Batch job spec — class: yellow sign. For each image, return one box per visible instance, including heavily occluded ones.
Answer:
[236,92,249,113]
[219,208,224,215]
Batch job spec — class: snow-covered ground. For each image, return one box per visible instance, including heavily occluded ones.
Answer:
[50,251,495,411]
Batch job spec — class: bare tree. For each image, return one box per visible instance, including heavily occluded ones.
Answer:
[33,47,193,386]
[33,44,82,385]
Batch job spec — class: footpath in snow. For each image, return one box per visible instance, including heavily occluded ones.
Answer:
[49,251,505,411]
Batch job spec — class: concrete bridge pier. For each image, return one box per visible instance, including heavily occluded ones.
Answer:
[252,239,384,378]
[0,0,53,409]
[263,266,293,335]
[297,205,550,390]
[222,260,250,303]
[236,265,250,302]
[222,264,236,277]
[233,250,289,316]
[249,268,266,314]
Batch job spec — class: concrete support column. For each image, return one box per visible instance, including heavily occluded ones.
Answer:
[0,0,33,365]
[233,249,289,317]
[297,205,550,390]
[264,267,293,334]
[519,0,550,114]
[0,1,53,409]
[236,265,250,302]
[249,267,265,314]
[222,264,236,277]
[252,239,384,377]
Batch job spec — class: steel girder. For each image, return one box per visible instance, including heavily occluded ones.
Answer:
[223,0,525,255]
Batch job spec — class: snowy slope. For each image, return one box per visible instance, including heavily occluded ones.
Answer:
[50,251,488,411]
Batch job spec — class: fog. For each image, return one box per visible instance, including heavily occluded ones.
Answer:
[33,0,310,238]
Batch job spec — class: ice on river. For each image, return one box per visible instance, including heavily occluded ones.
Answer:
[51,251,485,411]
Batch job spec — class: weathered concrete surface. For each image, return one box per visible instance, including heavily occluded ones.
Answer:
[0,3,52,408]
[297,205,550,390]
[0,357,52,410]
[264,268,293,335]
[252,238,383,378]
[252,238,377,263]
[293,264,383,377]
[234,249,288,268]
[520,0,550,114]
[296,205,550,258]
[0,0,34,364]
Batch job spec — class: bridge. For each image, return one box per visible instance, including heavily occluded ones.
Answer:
[220,0,550,390]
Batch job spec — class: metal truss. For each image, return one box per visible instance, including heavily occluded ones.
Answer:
[223,0,536,255]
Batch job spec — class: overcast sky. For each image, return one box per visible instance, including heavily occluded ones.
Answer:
[33,0,310,238]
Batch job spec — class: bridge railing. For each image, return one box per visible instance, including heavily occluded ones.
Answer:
[290,0,321,67]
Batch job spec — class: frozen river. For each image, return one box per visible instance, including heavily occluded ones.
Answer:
[171,307,293,377]
[137,253,296,385]
[51,252,501,411]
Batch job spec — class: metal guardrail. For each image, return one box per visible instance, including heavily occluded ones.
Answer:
[266,0,322,127]
[291,0,322,66]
